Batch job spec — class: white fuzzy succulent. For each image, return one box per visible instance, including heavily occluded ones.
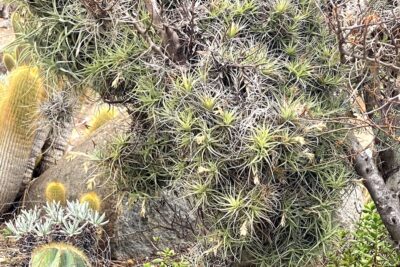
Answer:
[61,218,87,236]
[43,201,66,224]
[5,206,40,239]
[5,200,108,240]
[33,218,53,237]
[66,200,91,221]
[88,211,109,227]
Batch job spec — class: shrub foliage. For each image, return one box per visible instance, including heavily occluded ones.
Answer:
[328,202,400,267]
[12,0,354,265]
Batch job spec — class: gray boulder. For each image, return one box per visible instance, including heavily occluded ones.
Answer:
[334,185,365,232]
[113,192,198,260]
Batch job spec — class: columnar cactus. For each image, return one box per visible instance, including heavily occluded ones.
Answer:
[0,66,46,213]
[30,242,91,267]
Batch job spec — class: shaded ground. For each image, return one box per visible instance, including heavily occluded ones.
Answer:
[0,234,19,266]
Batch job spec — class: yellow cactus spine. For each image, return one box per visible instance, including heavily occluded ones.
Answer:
[86,106,119,135]
[0,66,46,213]
[30,242,91,267]
[0,66,46,134]
[80,192,101,211]
[2,53,16,72]
[45,181,67,204]
[0,82,5,99]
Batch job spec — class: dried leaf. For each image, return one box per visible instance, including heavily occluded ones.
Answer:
[240,220,248,237]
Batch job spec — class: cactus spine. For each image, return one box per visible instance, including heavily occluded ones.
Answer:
[0,82,5,99]
[0,66,46,213]
[45,181,66,204]
[80,192,101,211]
[30,242,91,267]
[2,53,16,72]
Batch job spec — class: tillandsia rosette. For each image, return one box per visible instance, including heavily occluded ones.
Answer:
[5,201,110,266]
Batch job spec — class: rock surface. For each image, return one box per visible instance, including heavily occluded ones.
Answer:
[113,193,198,261]
[23,115,128,236]
[334,185,365,232]
[23,116,129,204]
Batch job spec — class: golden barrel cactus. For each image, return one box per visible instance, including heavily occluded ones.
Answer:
[45,181,67,204]
[30,242,91,267]
[80,192,101,211]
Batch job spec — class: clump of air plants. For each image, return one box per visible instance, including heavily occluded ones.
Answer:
[13,0,353,265]
[5,201,110,266]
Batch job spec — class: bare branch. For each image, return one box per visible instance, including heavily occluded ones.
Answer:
[351,136,400,247]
